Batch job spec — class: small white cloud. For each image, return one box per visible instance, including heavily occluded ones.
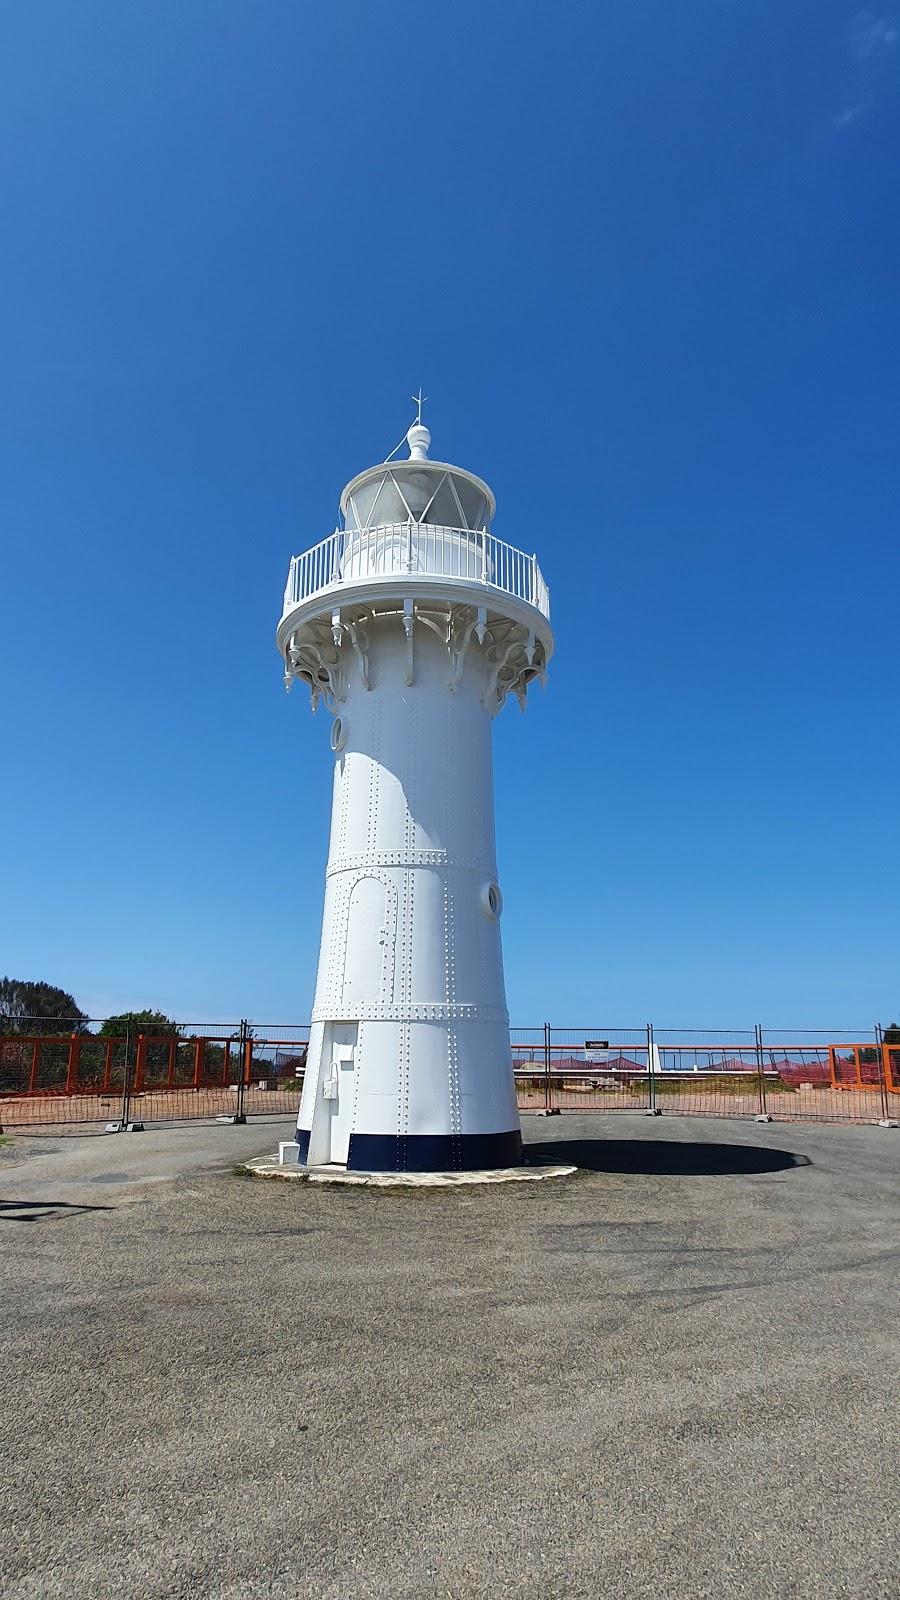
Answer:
[834,104,865,127]
[851,11,899,59]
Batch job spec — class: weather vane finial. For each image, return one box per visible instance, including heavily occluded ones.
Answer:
[412,387,428,425]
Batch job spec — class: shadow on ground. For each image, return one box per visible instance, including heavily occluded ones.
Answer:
[0,1200,114,1222]
[523,1139,811,1176]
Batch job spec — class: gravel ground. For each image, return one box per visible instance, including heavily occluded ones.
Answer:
[1,1113,898,1600]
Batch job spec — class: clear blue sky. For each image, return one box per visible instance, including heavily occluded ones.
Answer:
[1,2,898,1029]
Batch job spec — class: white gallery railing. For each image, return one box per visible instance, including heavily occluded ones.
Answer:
[282,523,550,621]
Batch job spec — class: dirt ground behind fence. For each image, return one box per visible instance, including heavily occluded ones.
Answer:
[2,1077,896,1130]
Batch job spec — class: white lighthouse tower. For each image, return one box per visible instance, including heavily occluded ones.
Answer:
[276,406,553,1171]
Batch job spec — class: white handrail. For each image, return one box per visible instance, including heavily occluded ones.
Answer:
[282,522,550,621]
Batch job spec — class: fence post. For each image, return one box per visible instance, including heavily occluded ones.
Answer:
[134,1035,147,1094]
[193,1037,205,1091]
[875,1023,889,1120]
[28,1038,41,1094]
[120,1022,133,1129]
[102,1036,113,1093]
[234,1020,248,1124]
[755,1024,768,1118]
[883,1030,899,1102]
[66,1033,80,1096]
[647,1023,657,1115]
[543,1021,552,1113]
[244,1027,255,1095]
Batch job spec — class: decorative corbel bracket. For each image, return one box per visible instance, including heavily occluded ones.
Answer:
[449,611,478,692]
[483,638,522,710]
[287,628,347,712]
[346,616,371,690]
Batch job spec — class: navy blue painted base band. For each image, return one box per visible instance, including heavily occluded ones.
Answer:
[294,1127,311,1163]
[347,1128,522,1173]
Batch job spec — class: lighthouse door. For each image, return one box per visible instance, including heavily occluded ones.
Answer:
[324,1021,358,1166]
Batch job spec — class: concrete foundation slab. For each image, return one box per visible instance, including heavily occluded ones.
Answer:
[245,1153,577,1186]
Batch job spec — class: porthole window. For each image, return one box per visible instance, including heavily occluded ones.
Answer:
[330,717,347,753]
[481,881,503,920]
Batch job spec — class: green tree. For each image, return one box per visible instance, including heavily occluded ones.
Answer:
[99,1010,177,1037]
[884,1022,900,1045]
[0,977,89,1034]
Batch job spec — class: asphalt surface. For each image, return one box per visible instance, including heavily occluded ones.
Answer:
[1,1113,897,1599]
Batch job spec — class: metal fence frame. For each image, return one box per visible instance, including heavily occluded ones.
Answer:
[0,1020,309,1131]
[512,1023,898,1125]
[1,1019,896,1132]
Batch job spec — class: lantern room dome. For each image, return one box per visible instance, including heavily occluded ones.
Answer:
[340,427,495,535]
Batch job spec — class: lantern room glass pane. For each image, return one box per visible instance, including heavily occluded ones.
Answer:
[419,476,463,527]
[451,473,490,530]
[348,474,408,528]
[390,467,433,521]
[346,476,385,531]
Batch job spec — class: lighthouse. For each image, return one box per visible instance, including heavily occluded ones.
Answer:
[276,406,553,1171]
